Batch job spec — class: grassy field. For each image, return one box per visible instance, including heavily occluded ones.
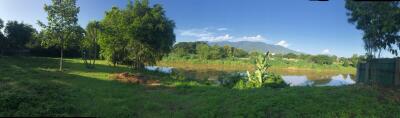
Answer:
[1,56,399,117]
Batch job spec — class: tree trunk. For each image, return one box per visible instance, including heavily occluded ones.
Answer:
[92,38,97,68]
[59,39,64,71]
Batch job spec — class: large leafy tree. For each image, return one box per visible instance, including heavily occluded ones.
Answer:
[38,0,80,71]
[4,21,37,53]
[345,1,400,57]
[99,0,175,70]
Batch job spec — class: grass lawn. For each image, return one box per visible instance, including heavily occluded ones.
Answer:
[0,56,399,117]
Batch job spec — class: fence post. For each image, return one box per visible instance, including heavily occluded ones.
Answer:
[395,58,400,86]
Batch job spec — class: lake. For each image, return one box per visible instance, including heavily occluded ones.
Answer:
[145,66,356,86]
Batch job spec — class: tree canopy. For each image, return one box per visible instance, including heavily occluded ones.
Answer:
[345,1,400,57]
[4,21,37,51]
[98,0,175,70]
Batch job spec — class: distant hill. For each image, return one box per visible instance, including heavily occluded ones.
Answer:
[208,41,301,54]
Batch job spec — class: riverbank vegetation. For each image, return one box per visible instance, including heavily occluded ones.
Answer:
[158,41,361,73]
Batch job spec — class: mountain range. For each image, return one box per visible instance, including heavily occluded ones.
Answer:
[208,41,301,54]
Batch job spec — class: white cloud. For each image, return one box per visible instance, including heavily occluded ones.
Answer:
[179,29,212,37]
[322,49,330,54]
[275,40,289,47]
[235,35,266,42]
[199,34,233,42]
[217,28,228,31]
[179,28,265,42]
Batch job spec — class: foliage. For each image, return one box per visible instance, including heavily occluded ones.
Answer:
[38,0,81,71]
[82,21,101,68]
[170,41,248,60]
[98,0,175,70]
[218,73,244,88]
[195,43,211,60]
[310,55,334,65]
[345,1,400,57]
[171,41,207,57]
[234,52,288,89]
[284,53,297,59]
[0,21,36,55]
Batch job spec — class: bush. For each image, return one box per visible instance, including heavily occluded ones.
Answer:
[233,52,288,89]
[311,55,334,65]
[218,73,244,88]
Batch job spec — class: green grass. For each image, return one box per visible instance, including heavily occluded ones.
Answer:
[1,56,399,117]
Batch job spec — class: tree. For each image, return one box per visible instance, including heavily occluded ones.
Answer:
[209,45,224,59]
[38,0,80,71]
[311,55,334,65]
[284,53,297,59]
[98,0,175,70]
[0,18,5,55]
[350,54,362,67]
[82,21,101,68]
[196,43,210,60]
[345,1,400,57]
[3,21,36,55]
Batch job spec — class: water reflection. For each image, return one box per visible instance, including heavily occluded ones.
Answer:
[145,66,356,87]
[282,74,355,86]
[145,66,173,73]
[282,76,314,86]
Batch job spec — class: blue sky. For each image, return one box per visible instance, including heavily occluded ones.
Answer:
[0,0,373,57]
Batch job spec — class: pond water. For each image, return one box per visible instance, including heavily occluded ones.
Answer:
[145,66,356,87]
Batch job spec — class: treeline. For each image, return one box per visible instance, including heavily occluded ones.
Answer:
[274,53,365,67]
[167,41,364,67]
[1,0,175,71]
[169,41,248,60]
[0,19,82,57]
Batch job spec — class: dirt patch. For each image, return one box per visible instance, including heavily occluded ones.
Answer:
[376,87,400,103]
[110,72,160,86]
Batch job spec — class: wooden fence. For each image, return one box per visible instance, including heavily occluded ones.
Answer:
[357,58,400,86]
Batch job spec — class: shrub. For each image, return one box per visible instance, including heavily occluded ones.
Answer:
[233,52,288,89]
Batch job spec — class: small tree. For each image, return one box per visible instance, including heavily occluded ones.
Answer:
[38,0,80,71]
[82,21,101,68]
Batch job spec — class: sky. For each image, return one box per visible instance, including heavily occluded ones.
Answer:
[0,0,377,57]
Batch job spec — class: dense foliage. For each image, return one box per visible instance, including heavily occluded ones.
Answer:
[98,0,175,70]
[0,21,36,55]
[346,1,400,57]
